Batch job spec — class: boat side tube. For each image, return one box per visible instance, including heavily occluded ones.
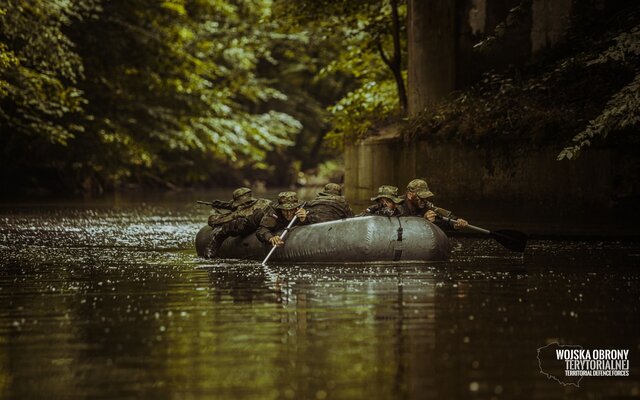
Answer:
[195,216,450,262]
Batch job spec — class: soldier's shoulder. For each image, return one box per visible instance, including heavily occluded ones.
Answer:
[261,203,278,213]
[260,207,279,226]
[310,195,347,204]
[251,198,272,209]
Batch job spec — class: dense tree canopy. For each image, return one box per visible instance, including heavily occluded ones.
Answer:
[272,0,407,147]
[1,0,345,194]
[67,0,306,188]
[2,0,638,196]
[0,0,86,146]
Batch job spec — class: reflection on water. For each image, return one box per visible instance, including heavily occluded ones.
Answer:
[0,195,639,399]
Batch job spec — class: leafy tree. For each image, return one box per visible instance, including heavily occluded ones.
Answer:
[273,0,407,148]
[2,0,409,194]
[0,0,87,184]
[2,0,322,193]
[67,0,304,190]
[558,22,640,160]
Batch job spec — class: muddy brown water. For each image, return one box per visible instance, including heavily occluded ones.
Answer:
[0,190,638,399]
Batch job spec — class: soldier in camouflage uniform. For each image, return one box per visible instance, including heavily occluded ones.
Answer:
[361,185,404,217]
[205,187,272,259]
[401,178,468,231]
[401,179,434,219]
[255,191,309,247]
[305,183,354,224]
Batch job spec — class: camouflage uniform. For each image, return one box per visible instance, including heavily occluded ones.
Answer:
[305,183,354,224]
[401,178,456,231]
[255,191,309,245]
[206,187,272,258]
[361,185,405,217]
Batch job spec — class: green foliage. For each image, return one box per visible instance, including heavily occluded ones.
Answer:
[405,7,640,160]
[558,24,640,160]
[0,42,18,97]
[0,0,408,193]
[274,0,407,147]
[72,0,303,177]
[325,79,400,147]
[404,46,633,154]
[0,0,87,145]
[1,0,323,193]
[404,72,568,149]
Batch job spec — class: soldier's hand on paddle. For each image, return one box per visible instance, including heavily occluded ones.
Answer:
[453,218,468,229]
[295,208,308,222]
[269,236,284,246]
[424,210,436,222]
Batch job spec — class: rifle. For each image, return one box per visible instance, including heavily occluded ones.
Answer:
[423,201,454,218]
[198,200,234,227]
[196,200,233,209]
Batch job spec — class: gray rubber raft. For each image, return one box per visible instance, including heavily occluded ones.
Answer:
[195,216,451,263]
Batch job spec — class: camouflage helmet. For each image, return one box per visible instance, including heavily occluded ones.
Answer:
[370,185,403,204]
[276,191,302,210]
[321,182,342,196]
[231,187,255,208]
[407,178,434,198]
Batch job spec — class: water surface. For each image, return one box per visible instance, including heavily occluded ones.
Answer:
[0,192,639,399]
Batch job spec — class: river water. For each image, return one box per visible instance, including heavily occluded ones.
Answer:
[0,191,639,399]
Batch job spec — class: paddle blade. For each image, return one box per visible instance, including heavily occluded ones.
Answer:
[490,229,528,252]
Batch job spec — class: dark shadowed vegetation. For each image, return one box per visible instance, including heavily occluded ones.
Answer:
[0,0,351,195]
[402,1,640,160]
[2,0,639,197]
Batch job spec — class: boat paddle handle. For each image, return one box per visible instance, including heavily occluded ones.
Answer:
[437,211,527,252]
[426,203,526,252]
[261,202,307,266]
[438,215,490,234]
[261,215,298,266]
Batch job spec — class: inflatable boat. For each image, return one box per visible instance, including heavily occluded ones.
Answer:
[195,216,451,263]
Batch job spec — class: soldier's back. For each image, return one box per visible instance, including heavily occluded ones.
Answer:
[306,195,353,223]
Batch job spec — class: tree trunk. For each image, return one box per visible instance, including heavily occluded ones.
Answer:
[390,0,407,113]
[377,0,408,114]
